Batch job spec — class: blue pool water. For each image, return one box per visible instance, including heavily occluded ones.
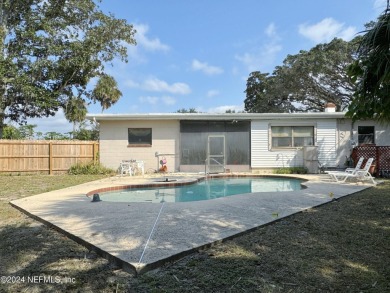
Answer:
[99,177,303,203]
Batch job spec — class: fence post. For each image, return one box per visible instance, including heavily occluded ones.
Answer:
[49,142,53,175]
[93,142,98,163]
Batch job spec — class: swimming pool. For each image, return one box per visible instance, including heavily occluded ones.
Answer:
[97,177,304,203]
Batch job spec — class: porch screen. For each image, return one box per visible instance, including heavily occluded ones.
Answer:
[180,121,250,165]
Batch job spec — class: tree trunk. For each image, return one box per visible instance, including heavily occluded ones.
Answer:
[0,111,4,139]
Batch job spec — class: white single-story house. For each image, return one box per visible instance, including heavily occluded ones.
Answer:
[87,106,390,174]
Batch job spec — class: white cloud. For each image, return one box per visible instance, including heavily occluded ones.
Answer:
[143,78,191,94]
[298,18,357,43]
[235,22,282,72]
[125,77,191,95]
[26,109,72,134]
[161,96,176,105]
[207,90,220,97]
[235,43,282,72]
[139,95,176,106]
[265,23,277,38]
[121,23,169,64]
[124,79,140,88]
[139,96,159,105]
[206,104,245,113]
[125,45,147,64]
[191,59,224,75]
[134,24,170,52]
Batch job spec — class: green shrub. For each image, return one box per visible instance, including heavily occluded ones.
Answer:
[68,161,115,175]
[273,167,308,174]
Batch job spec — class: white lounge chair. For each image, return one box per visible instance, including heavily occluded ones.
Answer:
[328,158,376,184]
[326,157,365,174]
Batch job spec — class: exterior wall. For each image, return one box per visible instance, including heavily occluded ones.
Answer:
[352,120,390,146]
[317,120,337,167]
[251,120,303,168]
[251,119,338,170]
[335,118,353,168]
[99,120,180,172]
[335,119,390,168]
[97,116,389,173]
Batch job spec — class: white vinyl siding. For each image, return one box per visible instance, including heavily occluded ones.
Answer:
[317,121,337,167]
[251,119,337,168]
[251,121,303,168]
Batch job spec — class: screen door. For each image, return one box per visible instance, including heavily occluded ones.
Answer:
[208,135,225,173]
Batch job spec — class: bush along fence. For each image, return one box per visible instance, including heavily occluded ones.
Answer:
[351,145,390,178]
[0,140,99,174]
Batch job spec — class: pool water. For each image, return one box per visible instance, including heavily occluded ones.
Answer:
[99,177,303,203]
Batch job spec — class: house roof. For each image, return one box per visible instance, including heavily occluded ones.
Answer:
[87,112,347,121]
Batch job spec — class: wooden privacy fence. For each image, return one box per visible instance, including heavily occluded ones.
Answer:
[0,140,99,174]
[351,145,390,177]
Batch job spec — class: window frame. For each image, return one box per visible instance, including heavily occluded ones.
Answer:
[357,126,375,145]
[270,125,315,150]
[127,128,152,147]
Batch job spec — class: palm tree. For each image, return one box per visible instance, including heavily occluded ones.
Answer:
[64,97,88,137]
[92,74,122,112]
[347,0,390,122]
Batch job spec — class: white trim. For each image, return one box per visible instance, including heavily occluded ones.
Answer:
[87,112,346,121]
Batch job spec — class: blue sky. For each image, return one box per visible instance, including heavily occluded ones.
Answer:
[27,0,387,134]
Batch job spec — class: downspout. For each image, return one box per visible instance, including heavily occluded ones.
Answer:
[350,120,355,147]
[349,120,355,166]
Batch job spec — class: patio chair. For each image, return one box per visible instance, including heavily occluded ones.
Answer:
[119,160,133,176]
[326,157,365,174]
[135,160,145,175]
[328,158,376,184]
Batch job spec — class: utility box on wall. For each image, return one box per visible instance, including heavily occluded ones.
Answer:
[303,146,319,174]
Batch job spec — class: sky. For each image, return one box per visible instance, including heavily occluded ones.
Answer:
[26,0,387,134]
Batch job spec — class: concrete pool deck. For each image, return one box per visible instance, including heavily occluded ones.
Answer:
[10,173,374,275]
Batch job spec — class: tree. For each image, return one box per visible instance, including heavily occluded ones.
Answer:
[64,97,88,136]
[43,131,67,140]
[244,71,293,113]
[245,38,359,113]
[176,108,198,113]
[0,0,136,138]
[72,120,99,140]
[347,2,390,122]
[92,74,122,111]
[2,123,37,139]
[2,125,22,139]
[18,124,37,139]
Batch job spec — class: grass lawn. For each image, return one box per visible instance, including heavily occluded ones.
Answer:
[0,175,389,292]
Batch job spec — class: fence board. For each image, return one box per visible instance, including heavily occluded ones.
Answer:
[0,140,99,174]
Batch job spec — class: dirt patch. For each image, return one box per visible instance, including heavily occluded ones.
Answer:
[1,175,389,292]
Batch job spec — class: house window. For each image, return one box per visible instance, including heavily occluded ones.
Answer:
[358,126,375,145]
[128,128,152,146]
[271,126,314,148]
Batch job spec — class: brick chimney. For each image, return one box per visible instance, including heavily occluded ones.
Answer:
[324,103,336,112]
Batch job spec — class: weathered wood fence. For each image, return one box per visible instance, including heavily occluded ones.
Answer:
[0,140,99,174]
